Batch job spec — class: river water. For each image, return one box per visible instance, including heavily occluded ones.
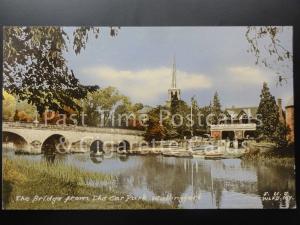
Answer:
[4,150,296,209]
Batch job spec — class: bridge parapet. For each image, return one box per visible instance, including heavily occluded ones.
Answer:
[3,122,146,154]
[3,122,145,136]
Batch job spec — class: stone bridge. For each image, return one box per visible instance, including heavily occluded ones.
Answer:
[2,122,145,154]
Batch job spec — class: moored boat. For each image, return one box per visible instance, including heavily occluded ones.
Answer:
[203,145,224,159]
[191,145,223,159]
[205,152,224,159]
[222,148,246,159]
[193,153,205,158]
[162,150,193,158]
[221,153,244,159]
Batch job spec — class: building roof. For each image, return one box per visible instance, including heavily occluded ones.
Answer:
[224,106,258,119]
[286,97,294,107]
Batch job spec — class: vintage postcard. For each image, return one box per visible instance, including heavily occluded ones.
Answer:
[2,26,296,209]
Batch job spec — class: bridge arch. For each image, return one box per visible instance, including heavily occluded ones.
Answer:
[90,140,104,154]
[41,134,70,154]
[118,140,131,152]
[2,131,28,151]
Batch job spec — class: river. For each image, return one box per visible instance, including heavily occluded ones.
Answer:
[3,150,296,209]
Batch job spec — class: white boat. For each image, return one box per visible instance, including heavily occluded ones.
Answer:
[204,145,224,159]
[191,144,217,152]
[193,153,206,158]
[191,145,220,158]
[162,150,193,158]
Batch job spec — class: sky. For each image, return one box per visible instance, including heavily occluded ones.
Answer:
[64,27,293,108]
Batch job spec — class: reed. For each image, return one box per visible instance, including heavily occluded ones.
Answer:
[242,151,295,168]
[6,157,114,187]
[3,157,172,209]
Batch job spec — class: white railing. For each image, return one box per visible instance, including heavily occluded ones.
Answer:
[210,123,256,131]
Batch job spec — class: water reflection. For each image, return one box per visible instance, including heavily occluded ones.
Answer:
[255,162,296,208]
[113,157,260,208]
[43,153,68,164]
[3,150,296,209]
[118,155,129,162]
[90,154,104,164]
[43,153,56,163]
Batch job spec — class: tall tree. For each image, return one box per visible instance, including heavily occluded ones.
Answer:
[170,99,190,138]
[81,86,132,127]
[211,91,222,124]
[3,26,118,114]
[144,106,168,142]
[197,105,211,133]
[256,82,279,139]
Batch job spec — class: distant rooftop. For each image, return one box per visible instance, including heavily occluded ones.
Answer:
[224,106,258,118]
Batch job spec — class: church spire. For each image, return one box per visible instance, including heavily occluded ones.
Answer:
[167,55,181,105]
[172,56,177,88]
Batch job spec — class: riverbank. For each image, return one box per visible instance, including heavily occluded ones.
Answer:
[3,157,172,209]
[242,148,295,169]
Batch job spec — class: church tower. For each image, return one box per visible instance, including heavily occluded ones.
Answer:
[166,56,181,107]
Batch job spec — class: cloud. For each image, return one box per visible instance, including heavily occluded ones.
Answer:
[81,66,212,104]
[227,66,271,85]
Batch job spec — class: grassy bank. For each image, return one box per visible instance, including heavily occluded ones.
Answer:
[242,149,295,169]
[3,157,172,209]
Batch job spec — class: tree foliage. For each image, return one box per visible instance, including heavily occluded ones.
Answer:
[273,122,290,149]
[171,99,191,138]
[15,96,37,121]
[81,86,136,127]
[3,91,16,121]
[256,82,287,146]
[3,26,118,114]
[196,105,211,133]
[144,106,168,142]
[245,26,292,85]
[210,92,222,125]
[3,90,36,122]
[257,82,279,138]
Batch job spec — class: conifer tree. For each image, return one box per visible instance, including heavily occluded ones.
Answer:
[256,82,279,139]
[273,122,289,148]
[211,92,222,124]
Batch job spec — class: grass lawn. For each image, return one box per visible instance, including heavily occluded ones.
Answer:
[3,157,173,209]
